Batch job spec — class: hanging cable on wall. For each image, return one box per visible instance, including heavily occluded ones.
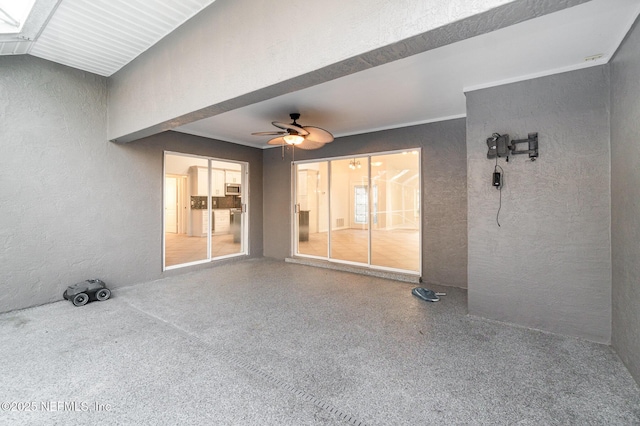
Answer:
[493,155,504,227]
[486,131,539,227]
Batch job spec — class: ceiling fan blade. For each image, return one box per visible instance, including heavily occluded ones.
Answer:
[297,140,326,150]
[302,126,334,143]
[251,131,286,136]
[271,121,309,136]
[267,136,286,145]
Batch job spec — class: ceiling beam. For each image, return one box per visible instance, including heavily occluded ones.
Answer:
[109,0,591,144]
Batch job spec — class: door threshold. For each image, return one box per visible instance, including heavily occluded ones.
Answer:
[285,257,421,283]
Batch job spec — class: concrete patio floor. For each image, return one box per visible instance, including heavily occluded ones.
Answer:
[1,258,638,425]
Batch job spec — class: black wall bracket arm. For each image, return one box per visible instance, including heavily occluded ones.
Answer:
[487,132,539,161]
[509,132,538,161]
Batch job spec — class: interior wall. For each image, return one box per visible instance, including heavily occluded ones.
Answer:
[611,17,640,385]
[0,55,263,314]
[263,119,468,288]
[466,66,612,343]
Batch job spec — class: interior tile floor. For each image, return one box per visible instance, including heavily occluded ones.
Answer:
[298,228,420,272]
[166,228,420,272]
[1,259,638,425]
[165,233,242,266]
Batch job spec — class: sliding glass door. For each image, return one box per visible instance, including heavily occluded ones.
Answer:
[330,157,369,264]
[295,162,329,257]
[163,152,248,270]
[370,151,420,272]
[165,154,209,266]
[294,150,421,274]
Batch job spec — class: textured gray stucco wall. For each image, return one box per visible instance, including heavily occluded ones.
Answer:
[263,119,467,288]
[466,66,612,343]
[0,56,262,313]
[611,17,640,385]
[139,131,264,263]
[107,0,588,142]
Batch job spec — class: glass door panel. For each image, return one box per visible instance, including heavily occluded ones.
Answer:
[164,154,248,269]
[370,151,420,272]
[293,151,420,274]
[210,160,245,259]
[296,162,329,257]
[330,157,369,264]
[164,154,209,267]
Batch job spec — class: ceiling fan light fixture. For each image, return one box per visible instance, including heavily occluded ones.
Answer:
[283,134,304,145]
[256,113,333,151]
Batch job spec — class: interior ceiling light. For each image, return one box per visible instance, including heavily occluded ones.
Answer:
[349,159,361,170]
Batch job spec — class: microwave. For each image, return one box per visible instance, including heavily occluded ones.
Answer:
[225,183,241,196]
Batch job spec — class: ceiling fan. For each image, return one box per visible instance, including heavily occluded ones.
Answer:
[251,113,334,150]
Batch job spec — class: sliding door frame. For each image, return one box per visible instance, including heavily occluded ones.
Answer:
[163,151,249,271]
[292,149,422,276]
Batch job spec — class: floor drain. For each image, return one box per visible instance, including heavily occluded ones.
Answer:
[212,348,367,426]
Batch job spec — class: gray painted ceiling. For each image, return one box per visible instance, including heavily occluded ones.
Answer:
[2,0,639,148]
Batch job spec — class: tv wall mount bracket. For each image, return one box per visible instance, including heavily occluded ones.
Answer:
[487,132,538,161]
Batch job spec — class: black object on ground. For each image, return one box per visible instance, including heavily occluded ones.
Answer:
[63,279,111,306]
[412,287,440,302]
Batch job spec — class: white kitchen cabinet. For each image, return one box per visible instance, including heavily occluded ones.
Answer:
[211,169,225,196]
[213,209,230,235]
[189,166,209,196]
[225,170,241,184]
[202,210,210,235]
[189,208,210,237]
[190,166,226,196]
